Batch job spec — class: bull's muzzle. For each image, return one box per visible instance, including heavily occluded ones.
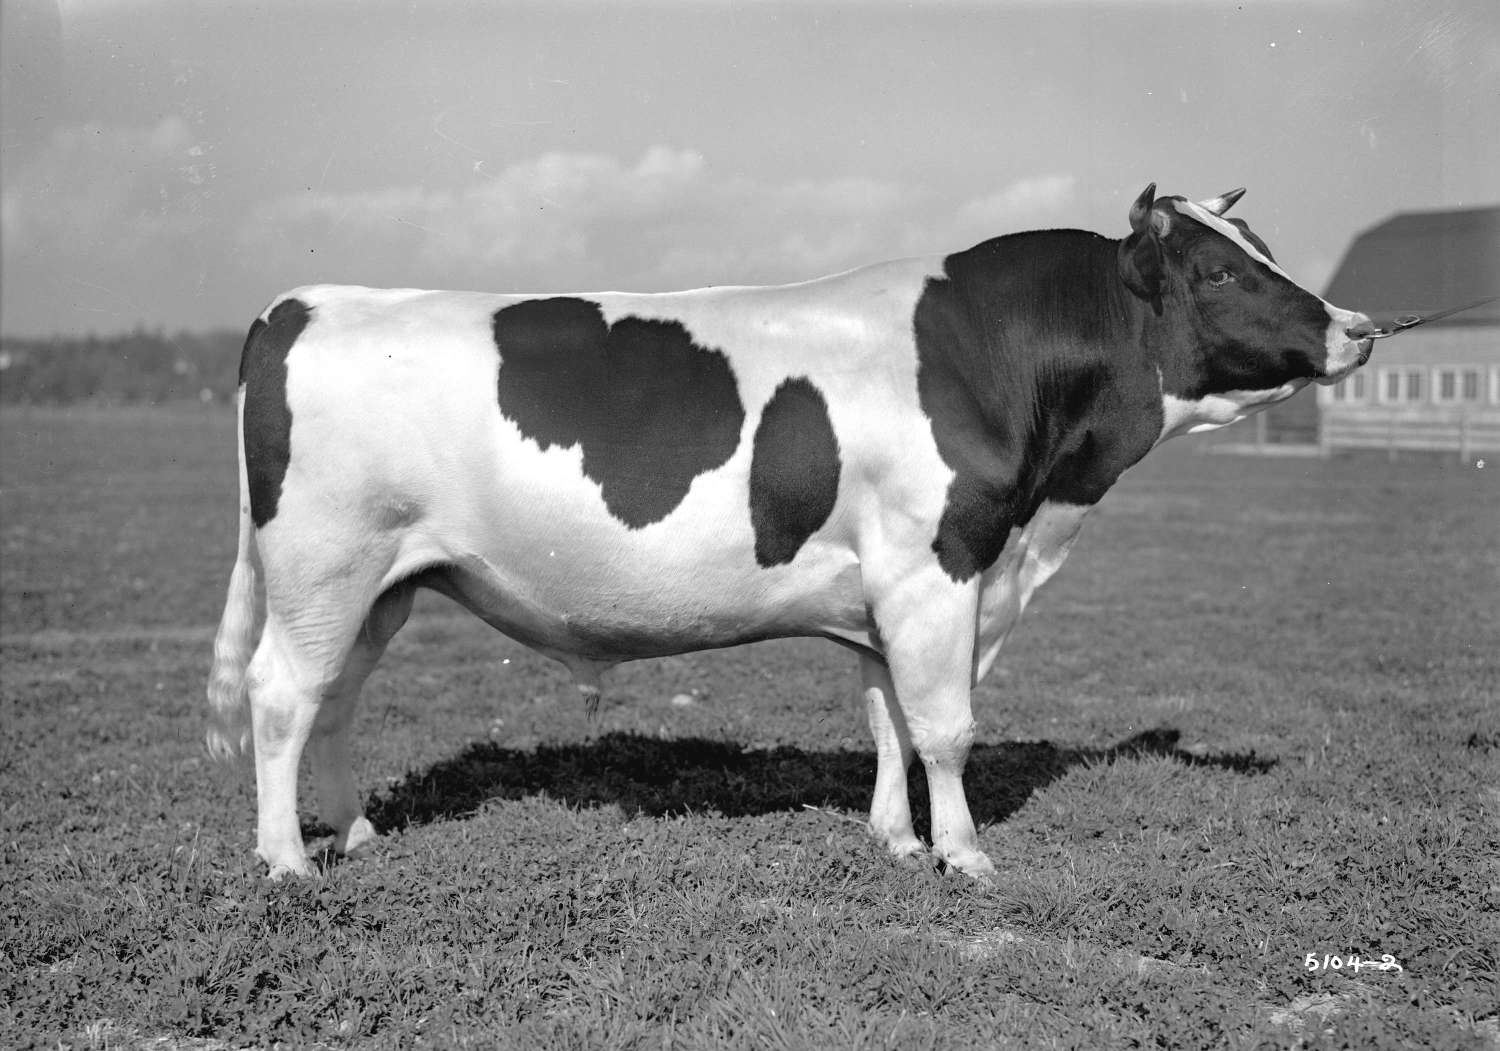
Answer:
[1317,311,1375,383]
[1345,318,1378,367]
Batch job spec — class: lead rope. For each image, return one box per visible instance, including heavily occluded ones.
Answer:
[1367,294,1499,339]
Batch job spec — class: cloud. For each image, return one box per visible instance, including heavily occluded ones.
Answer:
[2,116,213,253]
[1,116,224,330]
[236,147,1075,293]
[2,126,1082,333]
[238,147,902,289]
[948,174,1079,237]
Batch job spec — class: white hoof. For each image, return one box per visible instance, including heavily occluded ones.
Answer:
[265,858,315,880]
[258,840,315,879]
[938,845,997,882]
[871,825,927,862]
[336,816,379,857]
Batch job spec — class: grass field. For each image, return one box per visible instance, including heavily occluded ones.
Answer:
[2,404,1497,1050]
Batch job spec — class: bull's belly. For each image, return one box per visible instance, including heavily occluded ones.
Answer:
[414,541,871,661]
[420,554,870,659]
[392,459,872,662]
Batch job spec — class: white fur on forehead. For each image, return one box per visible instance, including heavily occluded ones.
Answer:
[1168,198,1291,279]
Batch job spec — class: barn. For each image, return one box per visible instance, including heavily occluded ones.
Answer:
[1315,206,1500,461]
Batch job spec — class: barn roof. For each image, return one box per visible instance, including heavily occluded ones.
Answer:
[1322,206,1500,327]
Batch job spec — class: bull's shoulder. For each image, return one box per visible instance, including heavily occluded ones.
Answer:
[911,234,1160,581]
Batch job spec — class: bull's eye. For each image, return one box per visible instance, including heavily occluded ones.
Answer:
[1208,267,1236,288]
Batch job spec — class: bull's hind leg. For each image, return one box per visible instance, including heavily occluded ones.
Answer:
[247,574,392,878]
[247,618,339,877]
[309,582,415,858]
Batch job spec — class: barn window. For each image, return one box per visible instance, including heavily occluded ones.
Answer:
[1332,373,1367,403]
[1460,370,1481,401]
[1382,370,1401,402]
[1436,369,1457,402]
[1404,370,1424,402]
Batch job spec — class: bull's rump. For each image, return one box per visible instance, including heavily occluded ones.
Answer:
[254,282,901,661]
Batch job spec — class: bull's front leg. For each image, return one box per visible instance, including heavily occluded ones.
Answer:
[860,654,923,861]
[866,575,994,880]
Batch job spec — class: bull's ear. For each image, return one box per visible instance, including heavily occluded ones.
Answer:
[1199,187,1246,216]
[1128,182,1157,233]
[1119,183,1165,301]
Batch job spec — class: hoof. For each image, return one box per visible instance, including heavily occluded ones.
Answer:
[870,830,939,872]
[937,846,997,882]
[872,825,926,861]
[336,816,379,858]
[265,858,315,881]
[258,842,315,880]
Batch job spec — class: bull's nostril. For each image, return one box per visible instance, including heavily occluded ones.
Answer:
[1346,321,1377,340]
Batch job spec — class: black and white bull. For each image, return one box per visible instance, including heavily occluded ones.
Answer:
[207,185,1376,878]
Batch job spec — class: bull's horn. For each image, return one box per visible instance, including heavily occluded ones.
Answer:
[1199,188,1246,216]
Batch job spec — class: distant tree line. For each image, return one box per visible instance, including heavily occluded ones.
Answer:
[0,327,245,405]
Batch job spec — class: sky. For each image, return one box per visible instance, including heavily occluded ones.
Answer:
[1,0,1497,337]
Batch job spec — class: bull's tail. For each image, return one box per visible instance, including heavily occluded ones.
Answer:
[205,390,259,759]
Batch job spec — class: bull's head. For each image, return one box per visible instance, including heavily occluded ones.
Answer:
[1117,183,1375,431]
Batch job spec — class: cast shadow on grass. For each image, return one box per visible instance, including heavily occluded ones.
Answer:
[361,728,1274,839]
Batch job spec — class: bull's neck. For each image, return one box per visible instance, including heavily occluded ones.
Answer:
[914,230,1164,538]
